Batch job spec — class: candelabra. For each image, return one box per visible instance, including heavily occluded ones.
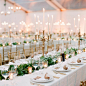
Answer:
[42,30,45,57]
[50,34,52,39]
[78,29,80,49]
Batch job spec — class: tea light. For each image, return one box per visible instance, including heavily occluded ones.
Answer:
[28,67,32,74]
[65,54,69,59]
[3,44,5,47]
[78,49,81,54]
[34,41,36,44]
[9,43,11,45]
[85,48,86,52]
[27,41,28,44]
[9,73,13,80]
[58,57,61,63]
[18,42,20,45]
[43,61,48,68]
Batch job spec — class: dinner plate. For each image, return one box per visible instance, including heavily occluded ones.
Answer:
[30,74,54,83]
[53,67,71,72]
[68,62,83,65]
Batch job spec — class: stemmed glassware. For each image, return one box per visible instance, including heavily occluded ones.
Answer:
[2,70,9,81]
[33,62,38,72]
[1,69,9,86]
[53,57,56,65]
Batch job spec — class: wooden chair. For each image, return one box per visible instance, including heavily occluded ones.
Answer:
[47,44,54,52]
[56,44,61,51]
[3,46,11,62]
[16,44,24,54]
[24,48,33,58]
[0,53,2,65]
[8,51,20,62]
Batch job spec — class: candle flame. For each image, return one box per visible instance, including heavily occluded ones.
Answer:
[34,14,36,17]
[78,19,80,21]
[48,14,49,17]
[78,15,80,17]
[43,8,45,11]
[74,18,75,20]
[60,20,61,22]
[52,15,53,18]
[84,18,85,20]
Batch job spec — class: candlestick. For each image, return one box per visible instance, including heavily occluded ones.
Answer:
[74,18,75,27]
[78,15,80,29]
[43,8,45,30]
[48,14,49,35]
[37,16,40,35]
[51,15,53,34]
[42,30,45,57]
[34,14,36,34]
[84,18,85,35]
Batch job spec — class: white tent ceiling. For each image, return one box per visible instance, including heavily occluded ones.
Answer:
[8,0,86,12]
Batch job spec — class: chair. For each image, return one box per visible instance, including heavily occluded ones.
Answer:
[24,48,33,58]
[16,44,24,54]
[8,51,20,62]
[0,53,2,65]
[56,44,61,51]
[3,46,11,62]
[47,44,54,52]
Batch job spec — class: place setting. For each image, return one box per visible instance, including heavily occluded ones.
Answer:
[1,0,86,86]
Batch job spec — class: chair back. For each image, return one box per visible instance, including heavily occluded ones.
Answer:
[0,53,2,65]
[8,51,20,62]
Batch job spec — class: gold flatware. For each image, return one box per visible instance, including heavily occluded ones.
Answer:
[53,70,58,74]
[30,82,44,86]
[53,76,60,79]
[58,72,66,75]
[84,62,86,63]
[71,68,75,69]
[55,67,60,69]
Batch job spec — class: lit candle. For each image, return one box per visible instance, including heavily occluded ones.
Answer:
[43,61,48,68]
[34,40,36,44]
[78,15,80,29]
[43,8,45,30]
[58,57,61,63]
[65,54,69,59]
[74,18,75,27]
[37,16,40,35]
[84,18,85,34]
[9,73,13,80]
[85,48,86,52]
[78,49,81,54]
[51,15,53,34]
[34,14,36,34]
[28,67,32,74]
[48,14,49,35]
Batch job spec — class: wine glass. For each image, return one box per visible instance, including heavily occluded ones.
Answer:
[1,68,9,81]
[33,62,38,72]
[53,57,56,65]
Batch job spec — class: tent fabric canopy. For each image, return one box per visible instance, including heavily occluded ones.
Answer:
[11,0,86,12]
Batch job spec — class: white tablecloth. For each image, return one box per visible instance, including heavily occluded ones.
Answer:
[0,52,86,86]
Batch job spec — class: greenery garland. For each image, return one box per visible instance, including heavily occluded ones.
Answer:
[0,47,79,80]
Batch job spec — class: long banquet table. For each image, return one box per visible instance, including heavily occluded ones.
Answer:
[0,51,86,86]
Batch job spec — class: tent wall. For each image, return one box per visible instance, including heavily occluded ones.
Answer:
[0,0,26,32]
[26,10,60,33]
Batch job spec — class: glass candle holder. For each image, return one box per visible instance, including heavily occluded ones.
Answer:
[43,61,48,68]
[78,49,81,54]
[85,48,86,52]
[28,67,32,74]
[9,73,14,80]
[58,56,61,63]
[65,54,69,59]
